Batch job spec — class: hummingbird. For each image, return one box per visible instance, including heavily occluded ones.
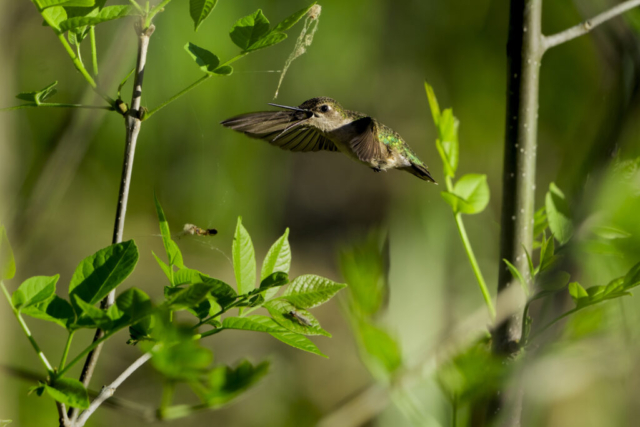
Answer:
[221,97,436,183]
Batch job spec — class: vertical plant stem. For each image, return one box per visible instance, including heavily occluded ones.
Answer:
[444,177,495,319]
[454,213,495,320]
[491,0,543,424]
[59,331,75,371]
[90,27,99,76]
[68,19,156,424]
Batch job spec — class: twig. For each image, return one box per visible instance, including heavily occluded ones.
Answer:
[69,19,155,424]
[543,0,640,50]
[57,403,70,427]
[75,353,153,427]
[0,365,154,420]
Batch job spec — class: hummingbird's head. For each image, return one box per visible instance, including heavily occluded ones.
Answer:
[269,97,347,132]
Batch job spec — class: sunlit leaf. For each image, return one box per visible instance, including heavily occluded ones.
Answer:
[229,9,271,51]
[21,296,75,329]
[451,174,490,214]
[34,0,95,10]
[190,0,217,31]
[68,240,139,308]
[424,81,441,126]
[154,195,184,269]
[282,275,346,309]
[356,319,402,377]
[261,228,291,300]
[221,315,287,333]
[273,2,316,32]
[269,331,327,357]
[265,299,330,337]
[12,275,58,310]
[545,183,573,245]
[233,217,256,304]
[59,5,131,31]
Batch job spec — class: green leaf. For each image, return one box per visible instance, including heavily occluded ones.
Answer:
[68,240,139,308]
[273,2,316,32]
[34,0,95,10]
[339,234,387,316]
[213,65,233,76]
[623,262,640,289]
[261,229,291,280]
[440,191,470,214]
[0,226,15,280]
[539,234,557,272]
[12,275,58,310]
[265,299,330,337]
[261,228,291,300]
[21,296,75,329]
[166,282,215,311]
[72,295,112,329]
[151,337,212,381]
[356,319,402,377]
[221,315,288,333]
[502,259,527,293]
[154,195,184,269]
[59,5,131,31]
[435,109,459,178]
[184,42,221,74]
[245,31,288,52]
[568,282,588,304]
[269,331,327,357]
[41,6,68,32]
[282,275,347,309]
[190,0,217,31]
[16,81,58,104]
[113,288,152,326]
[533,207,548,239]
[451,174,490,215]
[259,271,288,290]
[424,81,441,126]
[153,251,172,282]
[524,248,535,280]
[44,378,89,409]
[172,269,237,307]
[204,360,269,407]
[545,183,573,245]
[593,225,631,240]
[233,217,256,302]
[229,9,271,51]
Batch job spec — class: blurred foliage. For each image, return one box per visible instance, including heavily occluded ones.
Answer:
[1,0,640,426]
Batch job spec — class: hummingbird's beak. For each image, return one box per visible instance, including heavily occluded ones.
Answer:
[267,103,310,113]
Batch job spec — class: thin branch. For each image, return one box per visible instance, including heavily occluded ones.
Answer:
[1,365,154,420]
[543,0,640,50]
[69,19,155,424]
[1,103,114,112]
[57,402,70,427]
[75,353,153,427]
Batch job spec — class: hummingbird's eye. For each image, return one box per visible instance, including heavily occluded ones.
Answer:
[320,105,330,113]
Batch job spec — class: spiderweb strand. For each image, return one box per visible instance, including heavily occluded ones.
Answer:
[274,5,322,99]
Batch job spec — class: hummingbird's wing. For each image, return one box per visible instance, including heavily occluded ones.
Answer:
[348,117,386,163]
[221,111,338,153]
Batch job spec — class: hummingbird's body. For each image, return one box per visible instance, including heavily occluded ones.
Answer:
[221,97,436,183]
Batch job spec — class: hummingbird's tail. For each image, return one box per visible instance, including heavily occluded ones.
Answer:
[404,162,437,183]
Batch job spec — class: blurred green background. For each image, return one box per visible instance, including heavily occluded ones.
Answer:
[1,0,640,426]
